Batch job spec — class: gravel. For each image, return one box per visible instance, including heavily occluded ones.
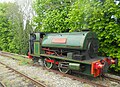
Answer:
[0,63,37,87]
[0,56,93,87]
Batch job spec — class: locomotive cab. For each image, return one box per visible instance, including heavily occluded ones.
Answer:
[29,32,45,56]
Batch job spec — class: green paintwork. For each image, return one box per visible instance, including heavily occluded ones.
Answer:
[35,33,40,41]
[30,54,40,57]
[82,64,92,75]
[42,31,98,50]
[69,63,80,70]
[34,42,40,55]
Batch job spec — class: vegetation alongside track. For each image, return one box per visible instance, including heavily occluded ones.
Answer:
[0,51,32,65]
[0,0,120,72]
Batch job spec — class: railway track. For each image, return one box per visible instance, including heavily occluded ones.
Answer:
[0,61,47,87]
[0,51,120,87]
[0,81,6,87]
[0,51,27,60]
[41,66,107,87]
[0,51,20,61]
[103,74,120,83]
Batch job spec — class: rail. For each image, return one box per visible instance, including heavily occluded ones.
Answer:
[0,61,47,87]
[0,82,6,87]
[103,74,120,83]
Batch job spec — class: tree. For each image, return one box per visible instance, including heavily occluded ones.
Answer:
[0,3,14,51]
[0,2,32,54]
[33,0,75,32]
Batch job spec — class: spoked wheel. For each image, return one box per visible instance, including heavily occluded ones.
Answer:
[44,57,53,69]
[58,62,69,73]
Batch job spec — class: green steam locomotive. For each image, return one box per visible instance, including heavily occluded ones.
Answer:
[28,31,118,77]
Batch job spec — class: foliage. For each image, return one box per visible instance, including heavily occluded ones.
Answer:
[89,0,120,71]
[10,55,33,65]
[66,0,95,32]
[33,0,120,71]
[0,3,32,54]
[33,0,75,32]
[0,3,14,51]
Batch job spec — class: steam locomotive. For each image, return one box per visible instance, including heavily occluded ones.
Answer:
[28,31,118,77]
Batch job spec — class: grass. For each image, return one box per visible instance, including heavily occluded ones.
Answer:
[7,54,33,65]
